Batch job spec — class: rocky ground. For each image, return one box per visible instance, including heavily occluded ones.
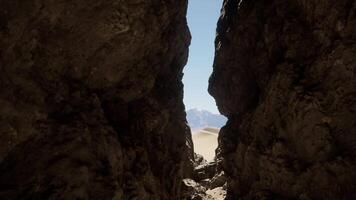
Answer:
[182,154,227,200]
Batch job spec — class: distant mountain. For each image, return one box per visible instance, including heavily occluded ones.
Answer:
[186,108,227,129]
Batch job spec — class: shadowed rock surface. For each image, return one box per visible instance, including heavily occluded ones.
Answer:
[1,0,355,199]
[210,0,356,199]
[0,0,192,199]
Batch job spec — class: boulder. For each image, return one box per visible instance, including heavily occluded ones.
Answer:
[209,171,227,189]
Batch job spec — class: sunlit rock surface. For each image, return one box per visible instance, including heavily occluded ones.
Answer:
[210,0,356,199]
[182,155,227,200]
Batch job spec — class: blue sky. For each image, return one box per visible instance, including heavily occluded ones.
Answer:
[183,0,223,114]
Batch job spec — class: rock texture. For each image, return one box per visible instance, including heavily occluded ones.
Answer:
[181,178,226,200]
[0,0,192,199]
[182,155,227,200]
[210,0,356,199]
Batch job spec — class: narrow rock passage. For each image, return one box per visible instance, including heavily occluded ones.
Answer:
[0,0,354,199]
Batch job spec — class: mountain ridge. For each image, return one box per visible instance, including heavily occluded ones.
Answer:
[186,108,227,129]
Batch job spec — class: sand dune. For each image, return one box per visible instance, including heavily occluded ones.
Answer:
[192,127,219,161]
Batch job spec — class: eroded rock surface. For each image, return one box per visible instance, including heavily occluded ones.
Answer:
[182,154,227,200]
[210,0,356,199]
[0,0,192,199]
[181,178,226,200]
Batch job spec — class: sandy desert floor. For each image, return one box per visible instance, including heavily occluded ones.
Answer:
[192,127,219,161]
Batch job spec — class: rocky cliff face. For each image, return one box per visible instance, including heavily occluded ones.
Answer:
[0,0,192,199]
[1,0,355,199]
[210,0,356,199]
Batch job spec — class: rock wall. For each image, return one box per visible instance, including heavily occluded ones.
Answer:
[0,0,192,199]
[210,0,356,199]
